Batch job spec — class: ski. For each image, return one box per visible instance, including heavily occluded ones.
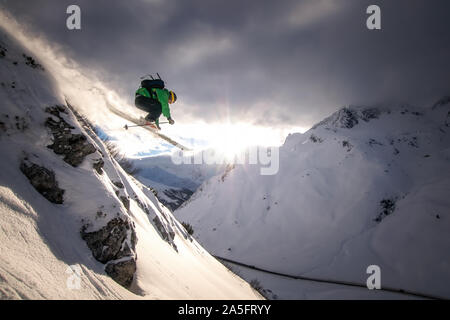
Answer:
[105,100,191,151]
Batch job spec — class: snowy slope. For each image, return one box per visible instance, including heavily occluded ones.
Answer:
[176,102,450,299]
[0,26,260,299]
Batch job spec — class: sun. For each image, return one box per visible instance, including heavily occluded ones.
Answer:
[204,123,282,162]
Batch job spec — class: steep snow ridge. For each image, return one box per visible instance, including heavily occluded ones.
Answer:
[176,103,450,299]
[0,27,260,299]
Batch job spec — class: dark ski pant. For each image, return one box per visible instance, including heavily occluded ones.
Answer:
[135,95,162,121]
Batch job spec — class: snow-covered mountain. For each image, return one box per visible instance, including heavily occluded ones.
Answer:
[132,155,226,211]
[176,101,450,299]
[0,26,261,299]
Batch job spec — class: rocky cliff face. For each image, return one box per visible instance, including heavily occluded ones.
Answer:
[20,159,65,204]
[17,101,139,289]
[0,34,139,289]
[45,105,97,167]
[81,217,137,287]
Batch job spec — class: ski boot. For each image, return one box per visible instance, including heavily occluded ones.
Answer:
[139,116,160,130]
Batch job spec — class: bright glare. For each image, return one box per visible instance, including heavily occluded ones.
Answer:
[95,92,309,159]
[165,122,307,160]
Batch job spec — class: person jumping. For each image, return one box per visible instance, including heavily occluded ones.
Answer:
[134,76,177,130]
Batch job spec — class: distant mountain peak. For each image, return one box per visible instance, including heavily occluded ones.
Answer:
[312,105,382,130]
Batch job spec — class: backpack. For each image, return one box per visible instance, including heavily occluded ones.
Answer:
[141,79,165,91]
[138,73,165,101]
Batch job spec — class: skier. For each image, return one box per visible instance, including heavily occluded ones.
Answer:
[135,77,177,130]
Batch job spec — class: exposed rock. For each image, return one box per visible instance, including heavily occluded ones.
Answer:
[113,181,124,189]
[309,134,323,143]
[221,164,235,182]
[361,107,381,121]
[81,216,137,288]
[105,259,136,288]
[92,158,104,174]
[368,138,383,147]
[335,108,359,128]
[45,105,67,117]
[181,222,194,235]
[96,211,106,219]
[160,187,194,211]
[81,217,136,263]
[132,193,177,249]
[120,196,130,211]
[133,195,150,214]
[20,160,64,204]
[375,198,396,222]
[313,106,385,130]
[14,115,28,132]
[45,105,96,166]
[150,187,158,196]
[22,53,45,71]
[0,44,6,58]
[153,216,176,243]
[342,140,353,152]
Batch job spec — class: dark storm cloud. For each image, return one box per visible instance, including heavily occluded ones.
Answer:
[2,0,450,128]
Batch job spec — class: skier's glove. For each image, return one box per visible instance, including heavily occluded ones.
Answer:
[168,118,175,125]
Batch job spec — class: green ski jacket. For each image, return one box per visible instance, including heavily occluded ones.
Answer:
[136,87,171,123]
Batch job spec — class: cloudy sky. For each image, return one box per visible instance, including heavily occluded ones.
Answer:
[2,0,450,129]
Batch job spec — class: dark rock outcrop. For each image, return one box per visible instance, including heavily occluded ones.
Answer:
[81,217,137,288]
[309,134,323,143]
[113,181,124,189]
[361,107,381,121]
[0,44,7,58]
[375,198,397,222]
[81,217,136,263]
[342,140,353,152]
[312,106,384,130]
[160,188,194,211]
[92,158,104,174]
[20,160,64,204]
[22,53,45,71]
[331,108,359,129]
[120,196,130,211]
[105,259,136,288]
[153,216,176,243]
[45,106,96,166]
